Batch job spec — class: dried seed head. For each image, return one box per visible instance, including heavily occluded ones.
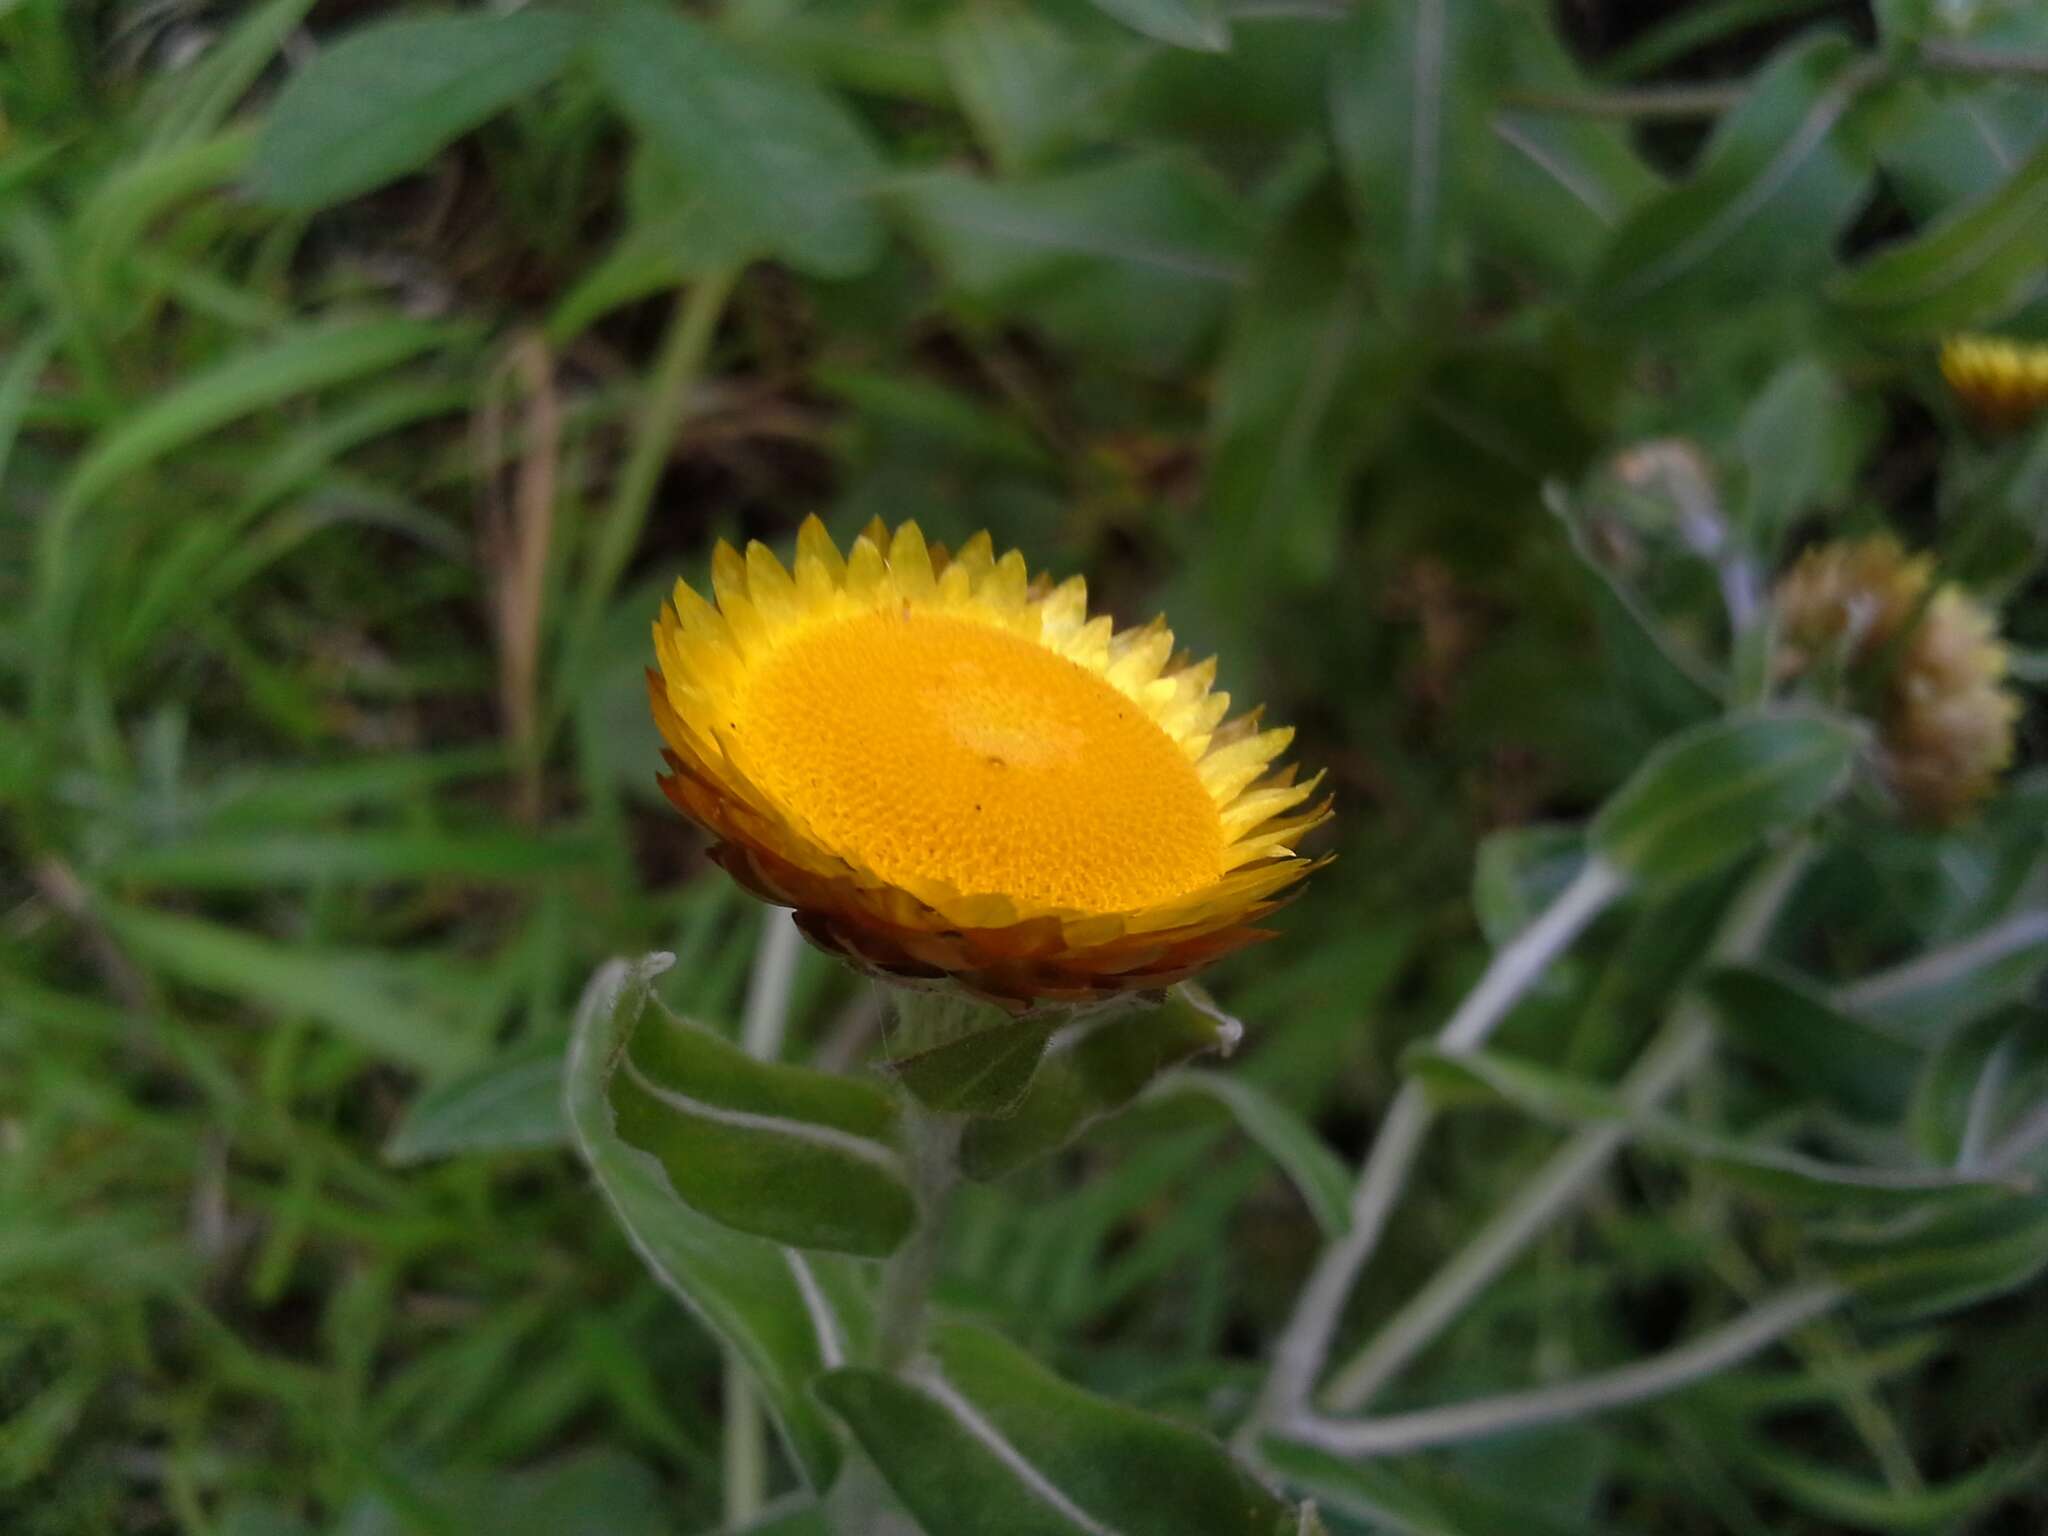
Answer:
[1774,536,2018,825]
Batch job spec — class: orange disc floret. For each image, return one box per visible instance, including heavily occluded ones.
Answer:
[648,517,1331,1010]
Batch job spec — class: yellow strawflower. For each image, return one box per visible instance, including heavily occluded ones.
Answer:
[1775,535,2019,824]
[648,517,1329,1009]
[1940,334,2048,430]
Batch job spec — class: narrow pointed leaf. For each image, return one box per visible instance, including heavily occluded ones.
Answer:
[1585,35,1875,325]
[101,902,473,1076]
[1699,964,1922,1122]
[888,152,1254,369]
[1405,1044,2025,1209]
[816,1322,1303,1535]
[1331,0,1504,299]
[961,988,1243,1179]
[1474,11,1661,283]
[1875,76,2048,220]
[386,1038,569,1164]
[1590,713,1863,892]
[1735,359,1880,553]
[1819,1189,2048,1321]
[608,973,914,1256]
[1083,0,1229,52]
[1148,1070,1352,1235]
[567,956,863,1489]
[1735,1437,2044,1530]
[1203,185,1390,599]
[1472,823,1588,948]
[889,1015,1060,1117]
[1829,141,2048,338]
[1907,1007,2048,1166]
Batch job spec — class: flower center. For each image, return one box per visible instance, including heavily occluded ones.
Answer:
[733,608,1224,913]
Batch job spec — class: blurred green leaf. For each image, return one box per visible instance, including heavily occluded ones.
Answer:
[54,318,455,520]
[1483,109,1663,284]
[1548,481,1727,729]
[1472,823,1587,948]
[1331,0,1503,300]
[817,1322,1302,1536]
[546,143,761,341]
[1590,713,1862,892]
[889,152,1255,369]
[1600,0,1837,80]
[892,1015,1060,1119]
[1822,1189,2048,1321]
[610,976,912,1256]
[1875,77,2048,219]
[1148,1070,1352,1236]
[960,988,1243,1178]
[566,955,861,1488]
[1406,1044,2020,1207]
[1203,184,1389,601]
[731,1504,830,1536]
[1585,34,1875,326]
[1830,142,2048,338]
[144,0,319,150]
[1907,1006,2048,1166]
[1084,0,1228,52]
[942,3,1112,173]
[1257,1439,1489,1536]
[1733,358,1879,555]
[1840,910,2048,1042]
[79,128,254,314]
[385,1039,569,1166]
[1735,1436,2043,1531]
[1480,18,1662,282]
[336,1449,673,1536]
[592,3,884,278]
[247,9,589,210]
[815,365,1050,470]
[101,901,474,1075]
[100,827,603,888]
[1699,963,1922,1122]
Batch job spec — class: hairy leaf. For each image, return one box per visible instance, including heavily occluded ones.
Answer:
[567,956,865,1488]
[1590,714,1863,892]
[818,1322,1302,1535]
[608,973,914,1256]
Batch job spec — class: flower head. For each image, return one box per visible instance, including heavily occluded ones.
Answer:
[649,517,1329,1009]
[1940,334,2048,431]
[1774,535,2019,824]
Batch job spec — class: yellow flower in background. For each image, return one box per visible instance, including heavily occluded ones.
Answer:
[649,517,1330,1009]
[1774,535,2019,825]
[1940,334,2048,430]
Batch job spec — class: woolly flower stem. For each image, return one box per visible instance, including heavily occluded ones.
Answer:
[1320,838,1811,1413]
[1248,858,1626,1434]
[725,908,802,1527]
[1282,1285,1843,1457]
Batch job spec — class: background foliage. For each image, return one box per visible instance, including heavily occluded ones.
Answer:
[3,0,2046,1531]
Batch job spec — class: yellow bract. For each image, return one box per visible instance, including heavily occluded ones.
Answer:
[649,516,1329,1008]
